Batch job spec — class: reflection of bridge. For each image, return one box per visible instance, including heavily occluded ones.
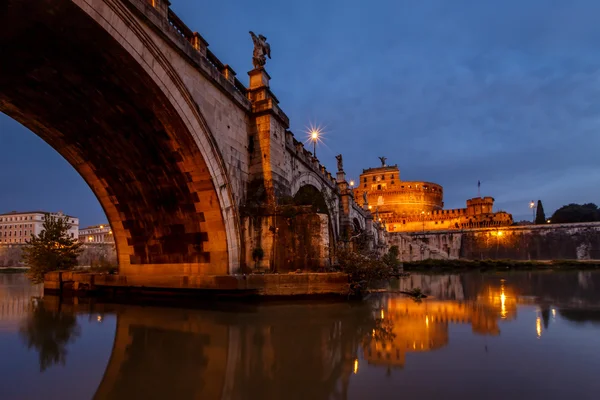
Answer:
[36,300,367,400]
[1,0,377,286]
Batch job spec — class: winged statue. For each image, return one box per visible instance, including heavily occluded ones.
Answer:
[249,31,271,69]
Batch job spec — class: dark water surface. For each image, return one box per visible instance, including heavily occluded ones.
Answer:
[1,271,600,400]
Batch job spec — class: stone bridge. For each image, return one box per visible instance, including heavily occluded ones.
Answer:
[1,0,383,283]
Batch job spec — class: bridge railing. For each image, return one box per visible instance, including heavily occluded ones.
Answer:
[157,5,247,96]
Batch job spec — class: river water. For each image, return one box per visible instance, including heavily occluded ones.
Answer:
[1,271,600,400]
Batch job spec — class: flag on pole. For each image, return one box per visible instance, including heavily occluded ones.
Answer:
[478,180,481,188]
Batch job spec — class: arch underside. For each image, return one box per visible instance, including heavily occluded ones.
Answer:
[0,0,232,275]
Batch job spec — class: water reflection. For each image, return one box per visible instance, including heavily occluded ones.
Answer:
[90,302,376,400]
[2,271,600,400]
[19,298,81,371]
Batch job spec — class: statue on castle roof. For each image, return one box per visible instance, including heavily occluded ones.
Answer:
[335,154,343,171]
[378,156,387,167]
[249,31,271,69]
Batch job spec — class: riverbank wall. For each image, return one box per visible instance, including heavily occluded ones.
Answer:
[388,222,600,262]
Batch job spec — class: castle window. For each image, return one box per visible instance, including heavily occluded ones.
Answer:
[391,181,394,185]
[363,178,367,183]
[401,185,404,188]
[364,184,366,188]
[382,175,385,180]
[372,176,376,182]
[377,184,381,190]
[390,174,394,179]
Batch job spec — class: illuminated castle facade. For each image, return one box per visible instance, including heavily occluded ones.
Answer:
[353,161,512,233]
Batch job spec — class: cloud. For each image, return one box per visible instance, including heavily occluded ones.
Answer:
[2,0,600,225]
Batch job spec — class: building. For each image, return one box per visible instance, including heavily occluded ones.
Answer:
[79,224,114,244]
[0,211,79,244]
[353,160,513,232]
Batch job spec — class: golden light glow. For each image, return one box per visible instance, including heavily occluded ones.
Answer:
[368,205,372,209]
[349,180,355,187]
[109,230,113,235]
[99,225,104,229]
[500,280,507,319]
[304,122,326,144]
[552,309,556,318]
[547,219,551,224]
[88,236,93,242]
[536,316,542,338]
[425,315,429,327]
[497,231,504,237]
[353,358,359,374]
[381,309,385,319]
[97,315,102,322]
[530,201,535,209]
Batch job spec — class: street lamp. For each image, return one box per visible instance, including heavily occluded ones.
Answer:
[310,129,319,157]
[529,200,536,223]
[349,180,355,188]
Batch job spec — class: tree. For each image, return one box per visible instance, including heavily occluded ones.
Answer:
[550,203,600,224]
[535,200,546,224]
[22,213,83,283]
[382,245,401,272]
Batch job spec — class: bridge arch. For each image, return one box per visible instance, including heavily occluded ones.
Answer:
[0,0,240,275]
[291,171,340,238]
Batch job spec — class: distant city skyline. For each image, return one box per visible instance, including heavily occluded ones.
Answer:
[2,0,600,226]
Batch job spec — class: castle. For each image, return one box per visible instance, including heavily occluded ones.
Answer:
[353,159,513,232]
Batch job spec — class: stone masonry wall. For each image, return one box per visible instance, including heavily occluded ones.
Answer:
[389,222,600,261]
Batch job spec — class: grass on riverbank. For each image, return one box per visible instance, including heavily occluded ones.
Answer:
[402,259,600,272]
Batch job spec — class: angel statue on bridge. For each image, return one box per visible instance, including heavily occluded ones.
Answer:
[249,31,271,69]
[378,156,387,167]
[335,154,344,171]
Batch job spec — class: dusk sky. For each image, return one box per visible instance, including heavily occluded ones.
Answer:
[1,0,599,227]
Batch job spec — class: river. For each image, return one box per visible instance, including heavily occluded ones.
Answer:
[1,271,600,399]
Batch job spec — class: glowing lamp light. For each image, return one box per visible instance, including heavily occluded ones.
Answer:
[88,236,93,242]
[311,130,319,140]
[529,201,535,209]
[547,219,551,224]
[497,231,504,237]
[349,180,355,187]
[353,358,359,374]
[100,225,104,229]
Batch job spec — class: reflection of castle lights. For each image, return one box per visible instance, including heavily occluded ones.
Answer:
[536,317,542,338]
[500,292,507,319]
[425,316,429,327]
[552,309,556,318]
[97,315,102,322]
[353,358,359,374]
[381,309,385,319]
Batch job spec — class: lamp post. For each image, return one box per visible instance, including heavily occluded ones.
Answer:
[310,129,319,157]
[529,200,536,223]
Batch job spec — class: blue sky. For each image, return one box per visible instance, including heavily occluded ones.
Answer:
[1,0,599,226]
